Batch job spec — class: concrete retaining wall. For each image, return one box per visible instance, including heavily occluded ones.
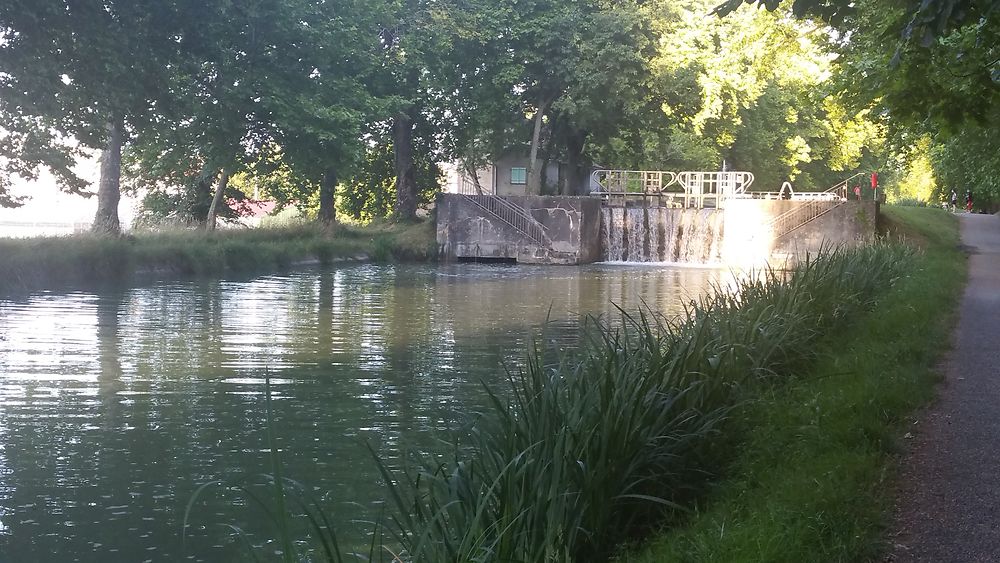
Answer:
[436,194,602,265]
[722,199,879,267]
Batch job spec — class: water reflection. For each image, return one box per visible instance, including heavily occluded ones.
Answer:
[0,263,720,562]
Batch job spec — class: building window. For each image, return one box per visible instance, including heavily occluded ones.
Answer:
[510,167,527,185]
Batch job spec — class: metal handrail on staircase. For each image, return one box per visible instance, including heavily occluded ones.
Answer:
[461,194,551,248]
[767,199,842,239]
[822,172,868,201]
[765,177,853,239]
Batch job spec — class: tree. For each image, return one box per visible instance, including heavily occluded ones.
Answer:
[123,0,381,231]
[714,0,998,52]
[591,0,881,190]
[0,115,87,207]
[424,0,659,196]
[821,0,1000,204]
[0,0,189,234]
[258,0,383,229]
[340,136,442,222]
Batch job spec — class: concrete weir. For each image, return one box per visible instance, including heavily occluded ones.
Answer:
[601,206,725,264]
[436,193,878,266]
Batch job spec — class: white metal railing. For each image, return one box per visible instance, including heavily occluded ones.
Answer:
[456,175,491,195]
[589,170,864,237]
[761,176,855,239]
[461,194,551,248]
[730,191,842,201]
[675,171,755,208]
[765,199,842,239]
[591,170,677,194]
[590,170,754,209]
[823,172,867,202]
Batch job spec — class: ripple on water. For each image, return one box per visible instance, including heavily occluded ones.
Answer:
[0,263,722,562]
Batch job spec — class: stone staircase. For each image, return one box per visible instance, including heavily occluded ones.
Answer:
[460,195,552,249]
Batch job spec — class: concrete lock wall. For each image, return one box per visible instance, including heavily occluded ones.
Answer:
[437,194,878,266]
[721,199,879,268]
[436,194,602,265]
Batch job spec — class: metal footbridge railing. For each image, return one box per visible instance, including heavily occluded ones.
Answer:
[460,194,551,249]
[590,170,755,208]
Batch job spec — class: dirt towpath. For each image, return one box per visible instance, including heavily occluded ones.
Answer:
[891,213,1000,562]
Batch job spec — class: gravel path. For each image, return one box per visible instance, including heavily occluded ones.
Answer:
[890,213,1000,563]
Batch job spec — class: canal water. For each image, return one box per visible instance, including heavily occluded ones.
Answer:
[0,263,720,562]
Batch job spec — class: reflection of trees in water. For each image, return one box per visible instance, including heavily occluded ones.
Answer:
[121,280,228,380]
[96,292,124,422]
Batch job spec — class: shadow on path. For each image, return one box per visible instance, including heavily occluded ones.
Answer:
[891,213,1000,562]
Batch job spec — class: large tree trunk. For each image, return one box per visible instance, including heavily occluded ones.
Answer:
[563,128,590,196]
[194,169,216,227]
[205,169,230,232]
[393,111,418,221]
[319,166,337,228]
[92,119,124,235]
[525,96,552,196]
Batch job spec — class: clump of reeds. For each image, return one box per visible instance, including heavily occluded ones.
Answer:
[373,242,914,562]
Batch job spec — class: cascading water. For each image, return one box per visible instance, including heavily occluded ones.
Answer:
[600,206,724,264]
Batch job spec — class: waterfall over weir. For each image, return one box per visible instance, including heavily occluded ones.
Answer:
[600,207,724,264]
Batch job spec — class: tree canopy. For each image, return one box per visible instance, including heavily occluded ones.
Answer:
[2,0,997,229]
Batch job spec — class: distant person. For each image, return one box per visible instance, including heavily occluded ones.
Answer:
[966,190,974,212]
[950,189,958,212]
[854,185,862,200]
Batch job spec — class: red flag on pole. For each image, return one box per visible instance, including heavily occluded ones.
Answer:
[871,172,878,189]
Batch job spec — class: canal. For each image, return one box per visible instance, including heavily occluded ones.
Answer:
[0,263,720,562]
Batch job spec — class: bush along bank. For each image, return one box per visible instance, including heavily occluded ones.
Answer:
[364,242,916,562]
[0,220,437,296]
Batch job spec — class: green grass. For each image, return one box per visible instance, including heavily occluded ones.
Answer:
[620,206,965,562]
[0,220,437,296]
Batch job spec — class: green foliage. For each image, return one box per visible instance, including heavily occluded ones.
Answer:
[887,137,938,204]
[7,0,990,225]
[594,0,884,191]
[339,141,441,223]
[715,0,998,54]
[422,0,659,195]
[929,123,1000,209]
[621,207,963,563]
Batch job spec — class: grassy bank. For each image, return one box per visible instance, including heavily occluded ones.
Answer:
[0,220,437,296]
[353,243,916,562]
[621,206,965,562]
